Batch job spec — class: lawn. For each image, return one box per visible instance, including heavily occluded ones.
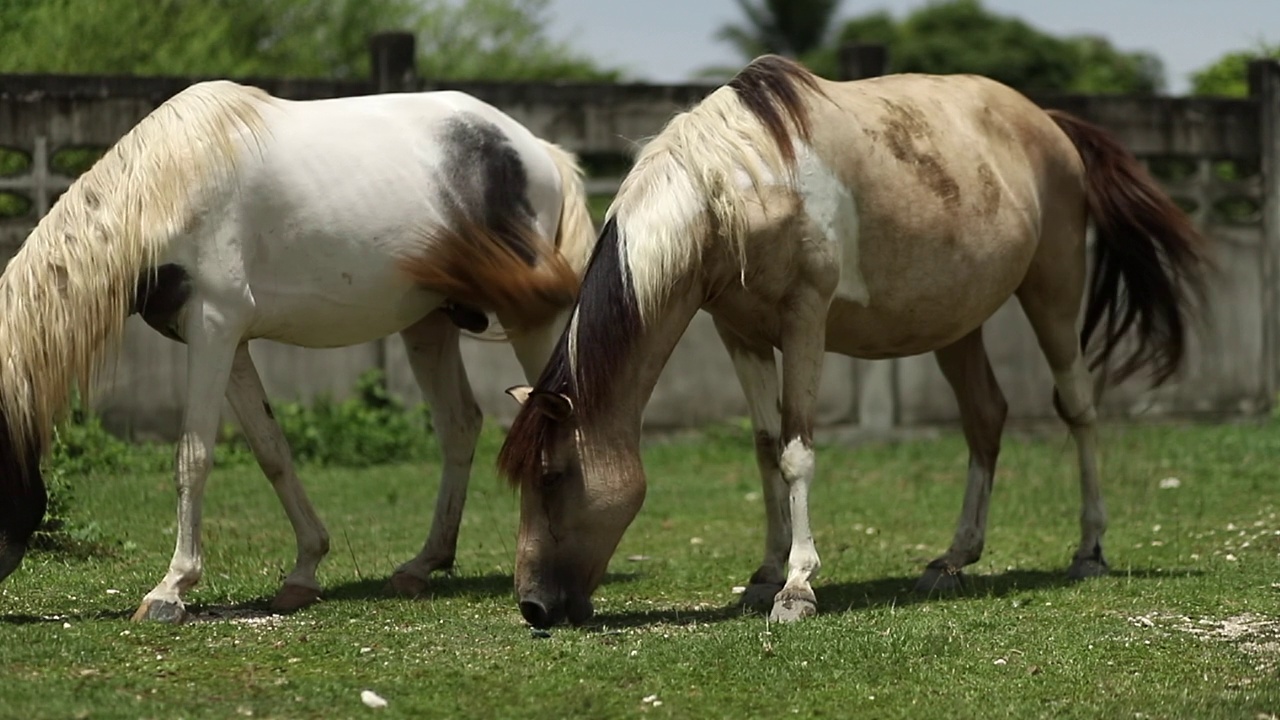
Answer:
[1,419,1278,719]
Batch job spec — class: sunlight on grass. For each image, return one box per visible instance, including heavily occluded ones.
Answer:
[1,421,1278,718]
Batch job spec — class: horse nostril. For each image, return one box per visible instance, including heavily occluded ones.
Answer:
[519,599,552,629]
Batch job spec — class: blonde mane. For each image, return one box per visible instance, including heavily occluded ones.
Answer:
[0,80,268,461]
[609,56,822,324]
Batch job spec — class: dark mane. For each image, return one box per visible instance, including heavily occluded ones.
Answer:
[726,55,823,164]
[497,217,640,488]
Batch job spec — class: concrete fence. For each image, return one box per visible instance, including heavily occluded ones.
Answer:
[1,33,1278,439]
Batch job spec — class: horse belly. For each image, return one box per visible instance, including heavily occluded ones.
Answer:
[245,237,441,348]
[823,230,1036,359]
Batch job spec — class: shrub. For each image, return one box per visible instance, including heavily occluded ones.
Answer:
[33,370,434,552]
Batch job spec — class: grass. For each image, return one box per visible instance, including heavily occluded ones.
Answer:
[2,419,1279,719]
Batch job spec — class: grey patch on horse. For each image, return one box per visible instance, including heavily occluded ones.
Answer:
[442,302,490,333]
[133,263,191,343]
[437,113,537,264]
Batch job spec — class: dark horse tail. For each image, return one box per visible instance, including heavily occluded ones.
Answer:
[1046,109,1209,388]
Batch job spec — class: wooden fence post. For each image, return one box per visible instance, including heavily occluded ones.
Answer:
[835,43,897,430]
[367,31,418,380]
[1250,59,1280,407]
[837,43,888,81]
[369,31,418,93]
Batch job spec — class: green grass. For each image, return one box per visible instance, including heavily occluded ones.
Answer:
[3,420,1279,719]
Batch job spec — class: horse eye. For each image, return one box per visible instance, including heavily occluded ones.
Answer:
[540,471,564,488]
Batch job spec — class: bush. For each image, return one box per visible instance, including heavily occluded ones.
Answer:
[220,370,434,468]
[33,370,434,552]
[33,393,166,553]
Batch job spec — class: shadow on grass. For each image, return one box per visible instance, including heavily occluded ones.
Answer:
[321,570,641,604]
[0,571,645,626]
[585,566,1206,630]
[1,607,136,625]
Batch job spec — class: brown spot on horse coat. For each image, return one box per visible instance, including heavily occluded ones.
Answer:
[977,163,1001,217]
[871,98,962,209]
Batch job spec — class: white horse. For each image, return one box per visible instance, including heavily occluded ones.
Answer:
[0,81,596,623]
[497,56,1207,628]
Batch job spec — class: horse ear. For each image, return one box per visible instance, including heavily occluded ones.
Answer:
[505,385,535,405]
[531,391,575,422]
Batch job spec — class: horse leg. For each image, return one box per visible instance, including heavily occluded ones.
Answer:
[389,311,482,596]
[224,343,329,612]
[132,318,240,623]
[769,287,830,623]
[1017,271,1109,580]
[917,327,1008,593]
[712,317,789,612]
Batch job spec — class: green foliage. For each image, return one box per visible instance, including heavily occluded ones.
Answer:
[0,0,617,81]
[1190,42,1280,97]
[0,192,31,219]
[220,370,434,469]
[831,0,1164,93]
[34,394,168,553]
[49,147,107,179]
[728,0,1163,93]
[700,0,842,79]
[715,0,841,60]
[416,0,621,81]
[34,370,433,550]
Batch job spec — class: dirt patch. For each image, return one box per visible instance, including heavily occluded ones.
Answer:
[1128,611,1280,673]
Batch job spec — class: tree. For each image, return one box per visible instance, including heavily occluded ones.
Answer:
[700,0,842,79]
[0,0,618,81]
[1190,42,1280,97]
[829,0,1163,93]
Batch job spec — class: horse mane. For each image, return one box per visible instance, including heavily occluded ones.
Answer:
[610,54,822,325]
[0,80,267,467]
[496,55,822,489]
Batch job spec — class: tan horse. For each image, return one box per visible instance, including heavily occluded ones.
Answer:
[497,55,1208,628]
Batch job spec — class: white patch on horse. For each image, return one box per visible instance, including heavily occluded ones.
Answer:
[778,437,814,482]
[794,143,868,306]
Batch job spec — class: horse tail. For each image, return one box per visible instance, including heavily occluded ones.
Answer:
[398,211,578,335]
[538,139,598,277]
[1046,109,1210,388]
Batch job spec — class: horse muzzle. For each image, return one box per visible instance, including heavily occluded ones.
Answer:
[0,539,27,583]
[518,593,595,629]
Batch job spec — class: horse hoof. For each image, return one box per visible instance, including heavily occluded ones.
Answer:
[768,590,817,623]
[388,571,430,598]
[270,584,322,612]
[740,582,783,612]
[916,565,966,594]
[131,599,188,624]
[1067,556,1109,581]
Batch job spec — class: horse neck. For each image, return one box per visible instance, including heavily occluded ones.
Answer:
[583,275,705,443]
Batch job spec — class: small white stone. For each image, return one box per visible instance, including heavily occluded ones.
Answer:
[1158,477,1181,489]
[994,658,1007,665]
[360,690,388,709]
